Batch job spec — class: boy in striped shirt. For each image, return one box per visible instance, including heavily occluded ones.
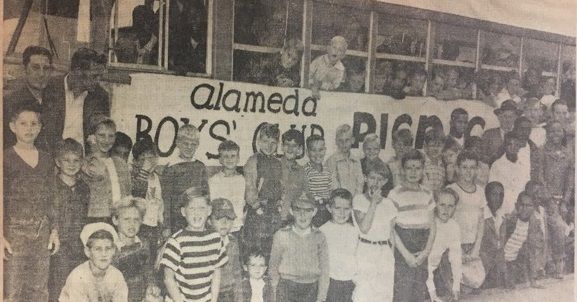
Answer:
[304,134,336,227]
[160,188,228,302]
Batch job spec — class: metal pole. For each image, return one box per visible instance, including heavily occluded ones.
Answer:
[7,0,35,55]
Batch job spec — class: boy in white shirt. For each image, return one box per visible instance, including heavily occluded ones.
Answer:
[320,188,358,302]
[427,188,462,302]
[209,140,246,236]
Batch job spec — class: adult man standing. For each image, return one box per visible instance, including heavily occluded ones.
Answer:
[43,47,110,153]
[3,46,53,150]
[481,100,521,165]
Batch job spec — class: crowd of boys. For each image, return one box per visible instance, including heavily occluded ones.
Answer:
[3,44,575,302]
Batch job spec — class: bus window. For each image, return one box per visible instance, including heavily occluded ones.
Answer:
[111,0,162,67]
[522,39,558,99]
[429,65,475,100]
[312,2,369,52]
[433,23,477,64]
[233,0,304,86]
[481,31,521,69]
[374,59,426,98]
[167,0,209,74]
[377,14,427,58]
[561,45,576,110]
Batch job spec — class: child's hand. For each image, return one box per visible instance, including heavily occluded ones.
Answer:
[144,284,163,302]
[368,189,383,204]
[48,230,60,255]
[3,238,12,260]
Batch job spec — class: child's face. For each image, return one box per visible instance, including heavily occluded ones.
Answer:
[244,255,267,279]
[94,125,116,154]
[365,171,387,193]
[410,75,426,90]
[436,193,457,223]
[349,72,365,92]
[393,140,411,158]
[486,186,504,214]
[210,216,233,237]
[524,105,543,125]
[280,50,299,68]
[450,114,468,136]
[429,76,444,94]
[546,122,565,145]
[56,152,83,177]
[517,195,535,221]
[363,140,380,161]
[112,146,130,162]
[85,239,115,271]
[403,159,424,184]
[424,141,443,160]
[291,200,317,230]
[181,197,211,230]
[219,149,239,171]
[135,151,158,170]
[552,104,569,124]
[327,45,346,65]
[328,197,352,224]
[497,111,518,133]
[307,140,326,165]
[504,138,521,156]
[282,139,302,160]
[176,134,199,160]
[259,134,278,156]
[443,148,458,165]
[446,70,459,88]
[457,159,478,184]
[336,132,354,154]
[113,207,142,239]
[9,111,41,145]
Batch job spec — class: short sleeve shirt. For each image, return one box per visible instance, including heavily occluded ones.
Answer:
[388,185,434,229]
[353,194,398,241]
[448,183,490,244]
[160,229,228,302]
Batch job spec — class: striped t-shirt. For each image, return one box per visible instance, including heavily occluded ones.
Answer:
[504,220,529,262]
[304,162,335,202]
[160,229,228,302]
[388,185,435,229]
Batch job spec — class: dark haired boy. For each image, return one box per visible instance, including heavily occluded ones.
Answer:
[4,106,59,302]
[387,128,414,187]
[112,131,133,162]
[446,108,468,151]
[422,128,446,192]
[280,129,307,222]
[503,192,546,288]
[3,45,53,150]
[241,248,274,302]
[480,182,509,289]
[49,138,90,302]
[131,135,164,256]
[59,223,127,302]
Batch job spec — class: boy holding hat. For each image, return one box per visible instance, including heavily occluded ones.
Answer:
[59,223,128,302]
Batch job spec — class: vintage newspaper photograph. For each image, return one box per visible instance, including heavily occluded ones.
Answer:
[2,0,576,301]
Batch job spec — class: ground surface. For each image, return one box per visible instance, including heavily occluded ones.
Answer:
[462,274,574,302]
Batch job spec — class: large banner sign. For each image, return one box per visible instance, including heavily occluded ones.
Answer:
[111,73,499,165]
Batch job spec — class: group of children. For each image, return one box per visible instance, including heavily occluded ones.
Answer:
[3,95,575,302]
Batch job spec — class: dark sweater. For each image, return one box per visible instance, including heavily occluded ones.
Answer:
[52,176,90,250]
[3,147,55,230]
[160,160,208,232]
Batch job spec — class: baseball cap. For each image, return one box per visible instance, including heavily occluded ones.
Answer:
[494,100,522,116]
[211,198,237,219]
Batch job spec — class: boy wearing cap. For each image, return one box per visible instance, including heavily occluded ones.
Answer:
[160,188,228,302]
[269,195,330,302]
[209,198,243,302]
[82,115,132,222]
[59,223,128,302]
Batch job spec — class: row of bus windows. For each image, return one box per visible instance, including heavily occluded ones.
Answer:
[103,0,575,102]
